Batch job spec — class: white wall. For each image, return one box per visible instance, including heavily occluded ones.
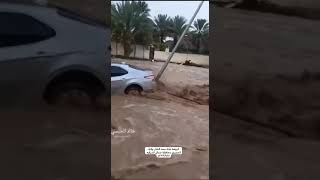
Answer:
[111,42,209,66]
[111,42,149,59]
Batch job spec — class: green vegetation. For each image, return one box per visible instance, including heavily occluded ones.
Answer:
[111,1,152,57]
[153,14,171,44]
[111,1,209,56]
[190,19,209,54]
[168,15,188,52]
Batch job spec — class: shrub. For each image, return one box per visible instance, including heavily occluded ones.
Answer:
[159,43,167,51]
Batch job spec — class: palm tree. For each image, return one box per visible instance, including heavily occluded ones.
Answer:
[168,15,187,52]
[190,18,209,54]
[111,1,152,58]
[111,10,121,55]
[134,17,153,59]
[153,14,171,44]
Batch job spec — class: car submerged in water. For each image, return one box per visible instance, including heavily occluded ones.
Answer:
[111,63,155,95]
[0,3,109,107]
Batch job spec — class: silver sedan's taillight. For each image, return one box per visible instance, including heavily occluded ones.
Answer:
[144,75,154,80]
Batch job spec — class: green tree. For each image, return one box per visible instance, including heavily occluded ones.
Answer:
[111,8,121,55]
[134,18,153,58]
[153,14,171,44]
[168,15,187,52]
[111,1,152,58]
[190,18,209,54]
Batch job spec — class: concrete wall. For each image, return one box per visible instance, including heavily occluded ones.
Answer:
[111,42,209,66]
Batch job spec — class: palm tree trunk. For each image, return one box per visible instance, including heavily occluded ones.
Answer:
[134,44,136,58]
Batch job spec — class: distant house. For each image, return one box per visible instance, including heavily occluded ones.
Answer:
[164,35,197,53]
[163,39,173,50]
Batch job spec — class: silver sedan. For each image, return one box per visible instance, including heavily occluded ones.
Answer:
[111,63,155,95]
[0,3,108,107]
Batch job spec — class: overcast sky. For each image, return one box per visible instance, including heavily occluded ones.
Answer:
[147,1,209,21]
[112,1,209,21]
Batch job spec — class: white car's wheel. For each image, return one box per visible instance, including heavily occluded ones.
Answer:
[46,81,104,108]
[125,85,143,96]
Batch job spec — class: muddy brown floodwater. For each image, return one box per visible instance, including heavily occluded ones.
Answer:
[0,106,107,180]
[112,58,209,87]
[111,95,209,180]
[112,58,210,105]
[111,58,209,179]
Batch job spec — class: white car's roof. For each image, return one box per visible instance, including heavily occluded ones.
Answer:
[111,63,129,68]
[0,2,56,14]
[0,2,109,49]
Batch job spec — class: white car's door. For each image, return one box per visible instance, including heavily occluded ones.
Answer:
[0,12,59,105]
[111,66,128,94]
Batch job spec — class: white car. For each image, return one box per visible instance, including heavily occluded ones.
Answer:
[0,3,109,107]
[111,63,155,95]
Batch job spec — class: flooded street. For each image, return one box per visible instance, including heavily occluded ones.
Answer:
[0,106,107,180]
[213,112,320,180]
[111,95,209,179]
[112,58,209,88]
[111,58,209,179]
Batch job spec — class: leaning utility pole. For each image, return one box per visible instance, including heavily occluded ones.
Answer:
[155,0,204,81]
